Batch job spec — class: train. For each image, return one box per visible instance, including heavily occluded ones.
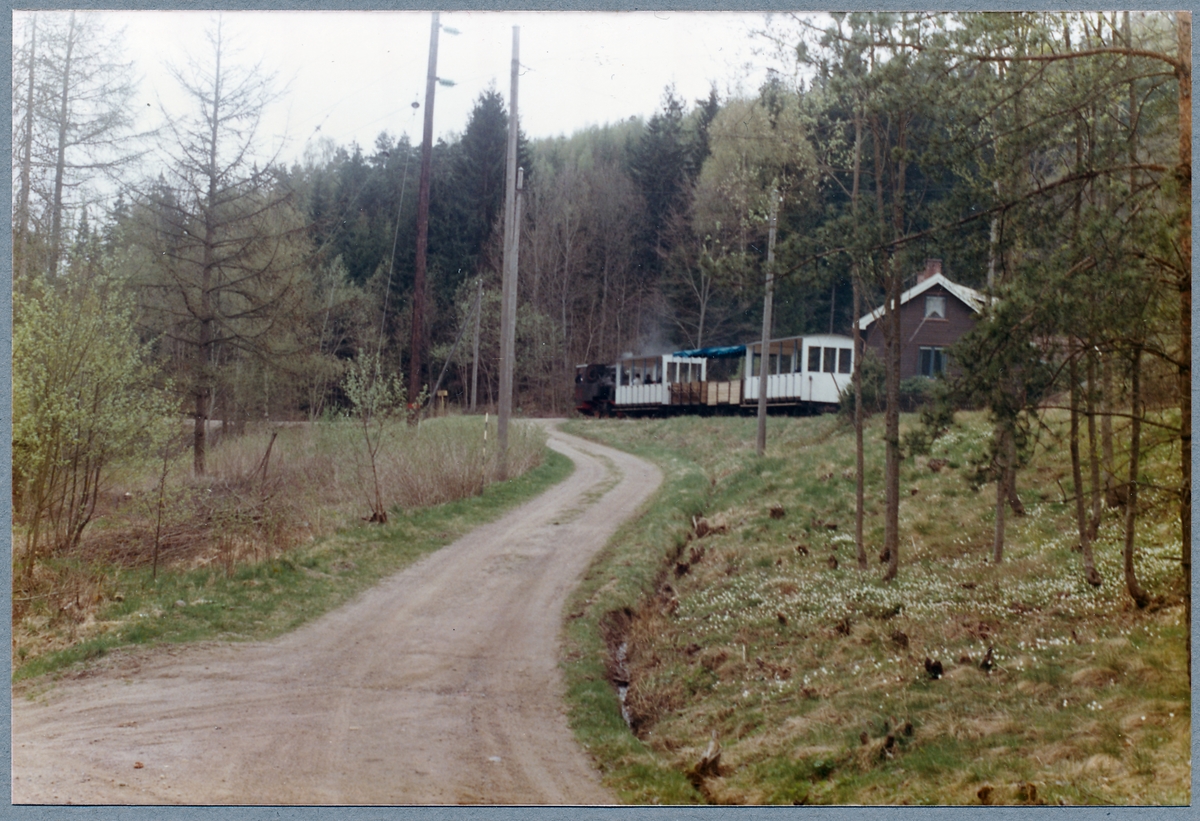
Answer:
[574,333,855,417]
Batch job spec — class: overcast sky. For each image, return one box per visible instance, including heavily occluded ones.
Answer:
[32,10,785,165]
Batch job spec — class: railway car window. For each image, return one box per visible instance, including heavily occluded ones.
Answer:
[807,346,821,372]
[838,348,852,374]
[823,347,837,373]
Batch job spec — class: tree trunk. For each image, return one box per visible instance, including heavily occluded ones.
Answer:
[851,108,867,571]
[992,424,1007,564]
[1086,350,1103,539]
[853,273,866,571]
[1005,432,1025,516]
[48,11,78,278]
[16,14,37,283]
[194,18,225,477]
[882,115,906,584]
[1070,341,1102,585]
[1123,344,1150,608]
[882,252,902,582]
[1175,9,1191,682]
[1101,353,1114,482]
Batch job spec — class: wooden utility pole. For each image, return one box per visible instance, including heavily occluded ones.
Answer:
[498,25,520,477]
[470,277,482,413]
[755,191,780,457]
[410,11,440,401]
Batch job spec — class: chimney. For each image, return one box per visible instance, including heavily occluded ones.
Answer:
[918,258,942,283]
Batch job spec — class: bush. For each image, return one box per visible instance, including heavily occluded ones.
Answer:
[838,348,886,419]
[899,376,936,410]
[13,269,173,575]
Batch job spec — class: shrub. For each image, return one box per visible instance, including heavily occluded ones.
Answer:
[13,269,173,576]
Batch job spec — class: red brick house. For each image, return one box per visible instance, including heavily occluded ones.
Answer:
[857,259,988,379]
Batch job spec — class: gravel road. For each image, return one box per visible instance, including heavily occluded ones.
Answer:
[12,422,661,805]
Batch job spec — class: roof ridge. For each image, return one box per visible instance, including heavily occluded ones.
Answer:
[856,272,989,330]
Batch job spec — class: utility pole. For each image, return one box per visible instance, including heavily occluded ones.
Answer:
[410,11,440,402]
[498,25,520,478]
[470,277,482,413]
[755,190,780,457]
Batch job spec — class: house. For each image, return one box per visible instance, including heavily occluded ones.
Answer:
[857,259,988,379]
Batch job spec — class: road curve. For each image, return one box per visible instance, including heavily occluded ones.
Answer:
[12,421,661,805]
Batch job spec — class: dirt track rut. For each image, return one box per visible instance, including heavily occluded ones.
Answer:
[12,422,661,804]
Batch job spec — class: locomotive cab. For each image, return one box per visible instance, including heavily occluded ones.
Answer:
[575,363,616,416]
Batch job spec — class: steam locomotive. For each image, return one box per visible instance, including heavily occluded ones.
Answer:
[574,333,855,417]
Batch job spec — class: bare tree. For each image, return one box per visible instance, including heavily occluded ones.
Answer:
[12,11,142,281]
[134,17,309,475]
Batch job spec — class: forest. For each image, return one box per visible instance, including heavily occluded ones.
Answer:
[11,12,1190,626]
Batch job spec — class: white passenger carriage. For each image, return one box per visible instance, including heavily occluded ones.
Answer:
[613,354,709,409]
[742,334,855,406]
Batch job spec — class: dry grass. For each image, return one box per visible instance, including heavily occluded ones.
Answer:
[13,415,545,661]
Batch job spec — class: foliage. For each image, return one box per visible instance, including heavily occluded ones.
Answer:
[13,265,174,575]
[341,350,412,522]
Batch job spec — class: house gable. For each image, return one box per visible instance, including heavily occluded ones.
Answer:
[858,273,987,380]
[857,272,987,332]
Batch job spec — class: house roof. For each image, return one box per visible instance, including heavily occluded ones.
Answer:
[856,272,989,331]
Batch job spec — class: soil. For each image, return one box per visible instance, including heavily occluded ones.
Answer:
[11,422,661,805]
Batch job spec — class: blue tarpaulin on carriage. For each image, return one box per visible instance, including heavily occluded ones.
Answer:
[670,345,746,359]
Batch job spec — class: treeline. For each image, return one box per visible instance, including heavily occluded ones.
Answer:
[12,12,1190,604]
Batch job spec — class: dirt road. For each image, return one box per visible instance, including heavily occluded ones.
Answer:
[12,423,661,804]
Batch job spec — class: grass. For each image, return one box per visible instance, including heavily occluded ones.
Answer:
[560,411,1189,805]
[13,417,568,681]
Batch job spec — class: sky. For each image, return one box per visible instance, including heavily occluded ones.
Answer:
[31,10,786,166]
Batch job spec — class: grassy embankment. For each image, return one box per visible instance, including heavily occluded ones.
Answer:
[561,412,1188,805]
[14,416,570,682]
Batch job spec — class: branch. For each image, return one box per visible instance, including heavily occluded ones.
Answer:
[778,163,1163,281]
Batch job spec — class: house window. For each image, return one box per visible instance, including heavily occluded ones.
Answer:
[807,346,821,372]
[925,295,947,319]
[838,348,852,374]
[919,346,946,377]
[823,347,837,373]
